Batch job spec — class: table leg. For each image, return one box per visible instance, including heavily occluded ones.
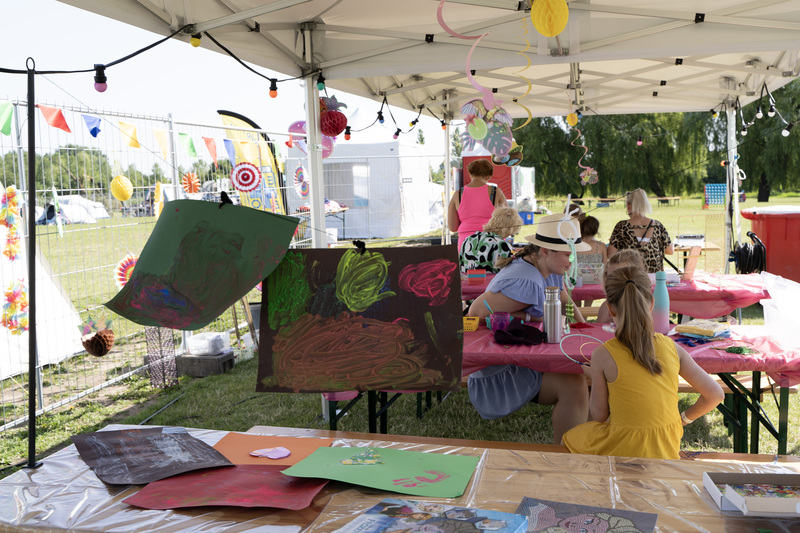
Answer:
[750,371,761,454]
[779,386,790,455]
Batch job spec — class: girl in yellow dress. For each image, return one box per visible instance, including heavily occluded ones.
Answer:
[562,266,724,459]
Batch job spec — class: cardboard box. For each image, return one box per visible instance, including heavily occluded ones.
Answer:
[703,472,800,517]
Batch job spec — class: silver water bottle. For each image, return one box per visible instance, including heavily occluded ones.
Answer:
[544,286,562,344]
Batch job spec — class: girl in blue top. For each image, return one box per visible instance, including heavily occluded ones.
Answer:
[467,213,590,443]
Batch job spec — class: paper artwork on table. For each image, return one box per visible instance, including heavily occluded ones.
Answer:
[281,446,479,498]
[105,200,298,330]
[332,497,528,533]
[211,432,334,465]
[257,246,462,393]
[516,497,657,533]
[122,464,328,510]
[71,427,233,485]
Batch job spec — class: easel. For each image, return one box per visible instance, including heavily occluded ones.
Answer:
[230,296,259,355]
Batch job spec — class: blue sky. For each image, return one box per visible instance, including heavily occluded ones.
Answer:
[0,0,445,147]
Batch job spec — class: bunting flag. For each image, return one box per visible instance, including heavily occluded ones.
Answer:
[152,129,169,159]
[81,114,102,138]
[38,104,71,133]
[0,101,13,136]
[223,139,236,167]
[118,122,141,148]
[202,137,218,168]
[178,133,197,157]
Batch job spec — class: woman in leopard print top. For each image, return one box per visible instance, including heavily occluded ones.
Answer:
[607,189,674,273]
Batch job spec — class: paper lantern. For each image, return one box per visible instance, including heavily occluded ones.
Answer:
[531,0,569,38]
[111,175,133,201]
[566,113,578,127]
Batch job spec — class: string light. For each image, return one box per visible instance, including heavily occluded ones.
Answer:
[768,104,776,117]
[393,128,401,139]
[269,78,278,98]
[377,110,384,124]
[740,124,748,136]
[93,64,107,93]
[440,120,446,130]
[409,119,418,127]
[636,135,642,146]
[709,108,718,118]
[316,74,325,91]
[782,123,794,137]
[190,34,202,47]
[344,126,351,140]
[576,110,583,119]
[755,106,764,119]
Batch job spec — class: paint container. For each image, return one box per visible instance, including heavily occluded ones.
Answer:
[489,312,511,332]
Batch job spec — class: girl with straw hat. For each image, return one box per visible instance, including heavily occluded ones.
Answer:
[466,213,591,443]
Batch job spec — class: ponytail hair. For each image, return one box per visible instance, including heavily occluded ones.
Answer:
[496,243,540,270]
[605,266,662,375]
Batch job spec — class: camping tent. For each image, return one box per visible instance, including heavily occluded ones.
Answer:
[59,195,110,220]
[37,203,97,225]
[285,141,444,239]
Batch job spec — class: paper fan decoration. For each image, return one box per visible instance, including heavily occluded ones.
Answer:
[231,162,262,192]
[294,166,309,199]
[115,253,138,290]
[182,172,200,194]
[580,167,598,185]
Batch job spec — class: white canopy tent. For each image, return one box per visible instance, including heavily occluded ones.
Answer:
[58,0,800,258]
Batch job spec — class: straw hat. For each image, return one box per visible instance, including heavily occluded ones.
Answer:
[524,213,591,252]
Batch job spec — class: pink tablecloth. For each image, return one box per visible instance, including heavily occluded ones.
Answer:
[462,323,800,387]
[463,272,770,319]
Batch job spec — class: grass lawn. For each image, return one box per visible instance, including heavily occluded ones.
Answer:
[2,192,799,479]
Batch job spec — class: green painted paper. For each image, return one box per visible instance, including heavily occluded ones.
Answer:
[281,446,479,498]
[105,199,297,330]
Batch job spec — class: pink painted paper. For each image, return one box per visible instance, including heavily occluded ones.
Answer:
[123,464,327,510]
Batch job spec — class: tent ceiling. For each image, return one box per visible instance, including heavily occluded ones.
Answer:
[59,0,800,119]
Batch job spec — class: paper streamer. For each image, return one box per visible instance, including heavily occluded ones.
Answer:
[570,129,598,185]
[465,34,498,110]
[436,0,482,39]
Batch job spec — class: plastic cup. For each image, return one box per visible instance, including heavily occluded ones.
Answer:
[490,312,511,332]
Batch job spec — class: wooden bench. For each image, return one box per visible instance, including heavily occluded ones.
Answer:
[656,196,681,206]
[678,373,798,397]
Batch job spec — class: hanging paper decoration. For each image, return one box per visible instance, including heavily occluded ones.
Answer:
[78,315,114,357]
[38,104,71,133]
[286,121,334,158]
[293,166,309,199]
[152,129,169,159]
[231,162,262,192]
[566,112,579,127]
[182,173,200,194]
[491,142,524,167]
[461,99,513,158]
[319,96,348,137]
[512,16,533,130]
[153,182,164,218]
[179,133,197,157]
[1,280,29,335]
[570,129,599,186]
[1,184,21,261]
[82,114,102,138]
[111,175,133,201]
[115,253,139,290]
[223,139,237,167]
[531,0,570,38]
[119,122,141,148]
[202,137,218,168]
[0,101,12,136]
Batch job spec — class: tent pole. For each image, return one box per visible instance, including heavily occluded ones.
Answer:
[25,59,41,470]
[442,119,451,246]
[724,107,739,275]
[303,24,325,249]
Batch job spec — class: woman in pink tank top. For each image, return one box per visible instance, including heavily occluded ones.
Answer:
[448,159,507,250]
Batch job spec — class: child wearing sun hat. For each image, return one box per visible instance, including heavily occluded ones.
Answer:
[466,213,590,444]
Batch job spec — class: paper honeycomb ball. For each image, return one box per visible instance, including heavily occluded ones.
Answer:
[566,113,578,127]
[531,0,569,38]
[82,329,115,357]
[111,175,133,201]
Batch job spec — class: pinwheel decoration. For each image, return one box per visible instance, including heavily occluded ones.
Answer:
[461,99,514,158]
[115,253,138,290]
[294,166,309,199]
[182,172,200,194]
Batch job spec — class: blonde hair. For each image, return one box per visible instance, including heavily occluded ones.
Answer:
[605,266,662,375]
[626,188,651,216]
[603,249,645,283]
[496,243,540,270]
[483,207,523,239]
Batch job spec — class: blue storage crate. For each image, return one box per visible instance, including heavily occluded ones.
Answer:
[519,211,534,225]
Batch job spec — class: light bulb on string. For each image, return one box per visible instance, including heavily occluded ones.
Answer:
[393,128,401,139]
[409,119,418,127]
[377,111,384,124]
[316,74,325,91]
[740,125,748,136]
[269,79,278,98]
[709,108,718,118]
[755,106,763,119]
[440,120,446,130]
[636,135,642,146]
[93,64,107,93]
[344,126,351,141]
[576,110,583,119]
[782,123,794,137]
[190,34,202,47]
[768,104,776,117]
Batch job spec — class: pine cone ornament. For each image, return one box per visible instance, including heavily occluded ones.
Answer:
[82,328,115,357]
[320,96,348,137]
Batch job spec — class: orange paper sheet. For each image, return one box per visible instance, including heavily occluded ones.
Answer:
[213,432,334,465]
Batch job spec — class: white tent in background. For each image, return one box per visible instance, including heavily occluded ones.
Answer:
[0,224,83,380]
[59,195,110,220]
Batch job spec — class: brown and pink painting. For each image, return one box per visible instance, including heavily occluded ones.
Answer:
[257,246,462,393]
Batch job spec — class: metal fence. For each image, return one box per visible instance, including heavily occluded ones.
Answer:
[0,99,445,431]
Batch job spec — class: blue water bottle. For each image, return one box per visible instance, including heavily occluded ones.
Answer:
[653,271,670,335]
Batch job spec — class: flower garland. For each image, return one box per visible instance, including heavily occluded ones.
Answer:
[1,279,29,335]
[1,185,21,261]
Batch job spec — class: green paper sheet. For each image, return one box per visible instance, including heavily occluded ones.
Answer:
[281,446,479,498]
[106,199,297,330]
